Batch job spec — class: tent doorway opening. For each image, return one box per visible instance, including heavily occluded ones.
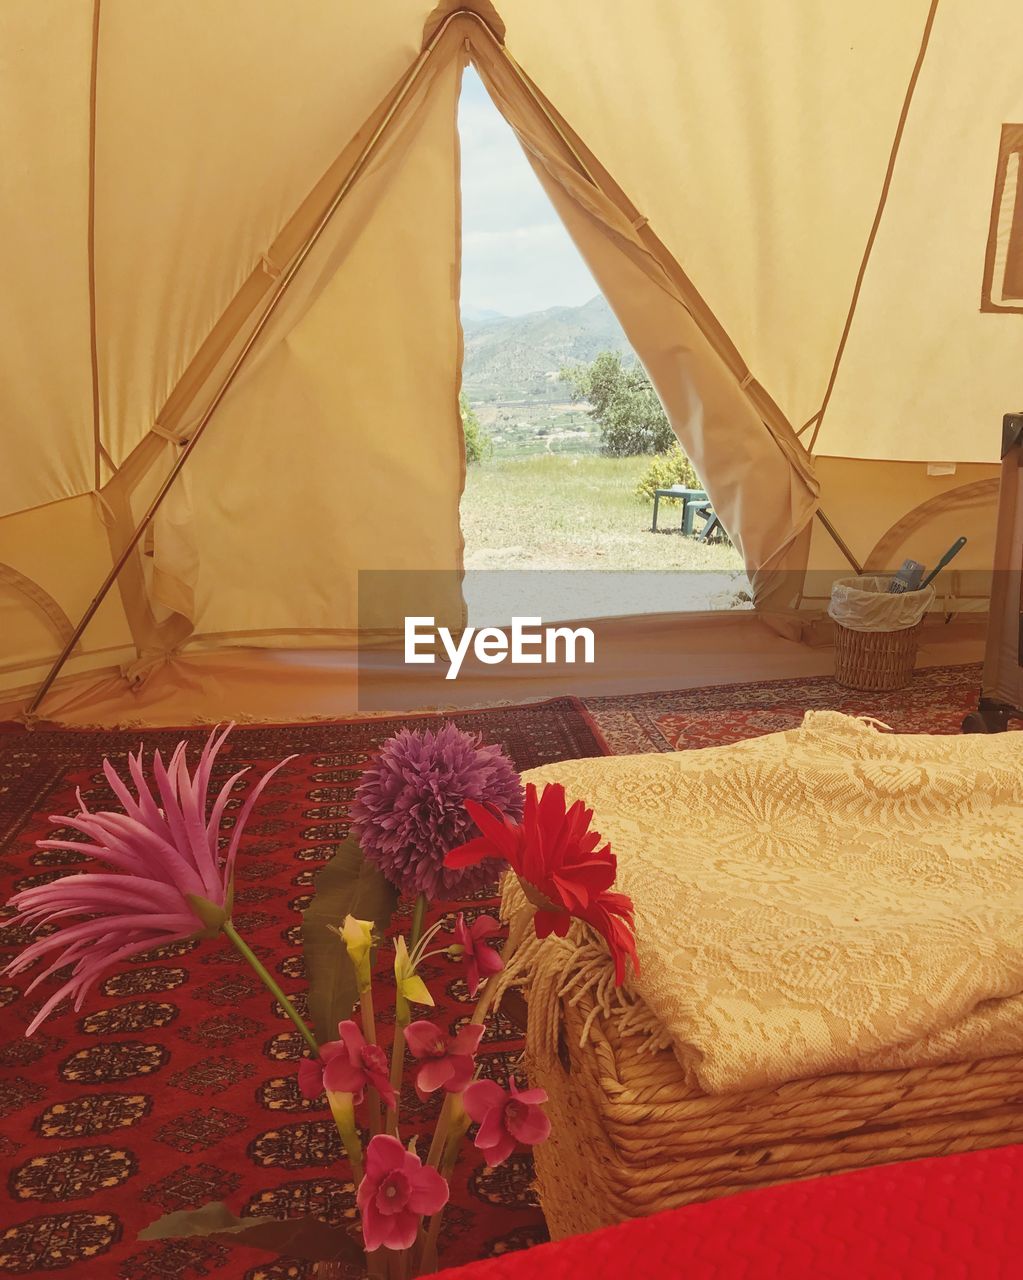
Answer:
[456,68,749,626]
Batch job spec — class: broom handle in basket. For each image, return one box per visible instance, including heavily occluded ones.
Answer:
[920,537,967,589]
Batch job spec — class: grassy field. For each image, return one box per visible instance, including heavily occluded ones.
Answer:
[461,454,739,570]
[460,454,748,619]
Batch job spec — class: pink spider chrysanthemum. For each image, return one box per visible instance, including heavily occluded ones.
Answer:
[3,724,293,1035]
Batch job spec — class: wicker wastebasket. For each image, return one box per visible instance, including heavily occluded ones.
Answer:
[829,576,934,692]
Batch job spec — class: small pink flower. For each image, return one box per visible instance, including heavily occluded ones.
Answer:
[450,912,504,997]
[404,1020,484,1100]
[298,1020,396,1109]
[357,1134,448,1252]
[462,1076,550,1168]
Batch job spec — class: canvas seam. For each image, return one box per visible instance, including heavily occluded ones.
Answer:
[87,0,103,491]
[807,0,941,455]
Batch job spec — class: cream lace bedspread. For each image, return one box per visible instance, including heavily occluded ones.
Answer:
[512,712,1023,1095]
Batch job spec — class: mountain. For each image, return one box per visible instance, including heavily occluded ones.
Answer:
[461,294,634,403]
[460,305,506,326]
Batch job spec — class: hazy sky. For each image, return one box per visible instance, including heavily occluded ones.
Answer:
[459,68,598,317]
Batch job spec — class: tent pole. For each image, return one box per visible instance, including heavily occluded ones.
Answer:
[815,510,863,575]
[24,10,479,718]
[27,428,226,717]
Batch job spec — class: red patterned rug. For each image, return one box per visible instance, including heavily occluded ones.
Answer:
[584,663,983,755]
[0,700,606,1280]
[0,669,986,1278]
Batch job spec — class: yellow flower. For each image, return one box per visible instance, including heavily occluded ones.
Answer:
[393,936,434,1008]
[326,1088,357,1136]
[338,915,374,991]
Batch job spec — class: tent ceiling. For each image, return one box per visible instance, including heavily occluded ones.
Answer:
[810,0,1023,463]
[502,0,940,440]
[0,0,96,514]
[0,0,1018,711]
[0,0,436,517]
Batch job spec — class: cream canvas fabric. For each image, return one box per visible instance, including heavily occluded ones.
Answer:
[0,1,1017,709]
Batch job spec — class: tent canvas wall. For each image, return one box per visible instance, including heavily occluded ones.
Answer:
[1,0,1018,720]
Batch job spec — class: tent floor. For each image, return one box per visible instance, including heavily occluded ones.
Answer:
[4,613,985,729]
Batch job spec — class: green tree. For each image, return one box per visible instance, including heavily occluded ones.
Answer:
[560,351,676,456]
[460,393,491,464]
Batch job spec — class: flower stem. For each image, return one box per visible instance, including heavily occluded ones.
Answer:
[386,992,410,1138]
[470,908,531,1026]
[425,1092,455,1169]
[501,908,531,973]
[359,982,382,1137]
[409,893,428,951]
[470,979,497,1028]
[223,919,319,1056]
[418,1210,444,1274]
[389,1246,411,1280]
[327,1090,364,1184]
[418,1103,469,1274]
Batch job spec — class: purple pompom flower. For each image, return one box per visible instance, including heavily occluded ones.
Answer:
[349,723,522,899]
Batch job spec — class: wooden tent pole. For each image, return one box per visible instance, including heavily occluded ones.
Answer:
[25,10,480,718]
[815,510,863,575]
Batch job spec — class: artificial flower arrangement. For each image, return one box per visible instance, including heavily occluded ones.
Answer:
[3,723,636,1277]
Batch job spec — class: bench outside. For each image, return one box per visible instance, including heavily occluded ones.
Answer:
[651,486,707,534]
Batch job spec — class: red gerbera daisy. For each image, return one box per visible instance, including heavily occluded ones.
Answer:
[445,782,638,984]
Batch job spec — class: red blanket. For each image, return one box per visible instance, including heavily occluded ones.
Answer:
[437,1144,1023,1279]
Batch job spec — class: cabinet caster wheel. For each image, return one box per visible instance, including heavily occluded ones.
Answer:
[961,711,991,734]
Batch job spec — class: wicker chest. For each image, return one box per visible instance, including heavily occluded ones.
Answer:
[526,986,1023,1240]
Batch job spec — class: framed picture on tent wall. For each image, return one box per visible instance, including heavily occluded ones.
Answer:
[981,123,1023,312]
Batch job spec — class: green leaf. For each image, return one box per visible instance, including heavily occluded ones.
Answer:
[138,1201,363,1264]
[302,835,399,1043]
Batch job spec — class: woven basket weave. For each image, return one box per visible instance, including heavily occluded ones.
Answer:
[834,619,923,691]
[525,987,1023,1240]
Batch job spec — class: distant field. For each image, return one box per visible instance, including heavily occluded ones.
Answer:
[460,454,748,619]
[474,400,599,457]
